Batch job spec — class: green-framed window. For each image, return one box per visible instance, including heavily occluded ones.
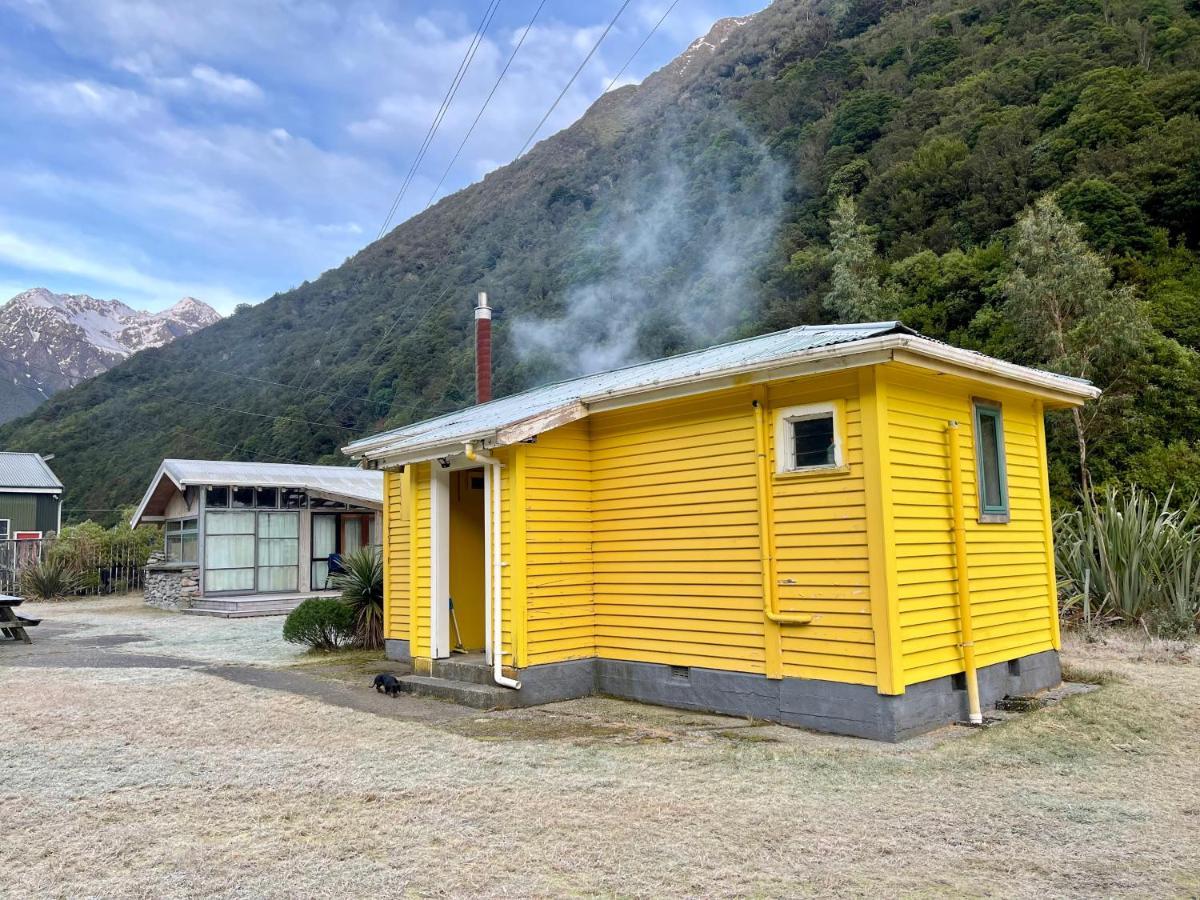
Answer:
[973,401,1009,522]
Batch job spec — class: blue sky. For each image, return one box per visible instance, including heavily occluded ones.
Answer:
[0,0,765,314]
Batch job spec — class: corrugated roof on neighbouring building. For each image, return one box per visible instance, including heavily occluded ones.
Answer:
[0,452,63,491]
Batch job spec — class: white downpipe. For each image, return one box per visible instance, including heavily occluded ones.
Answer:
[465,442,521,690]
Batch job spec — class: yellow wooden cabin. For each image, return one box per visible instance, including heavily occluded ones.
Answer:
[343,322,1098,740]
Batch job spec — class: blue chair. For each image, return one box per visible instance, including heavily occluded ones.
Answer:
[324,552,345,590]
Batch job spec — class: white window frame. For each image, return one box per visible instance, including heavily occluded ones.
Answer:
[0,519,9,540]
[774,401,845,475]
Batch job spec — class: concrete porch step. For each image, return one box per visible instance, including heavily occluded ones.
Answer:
[430,656,494,685]
[398,674,520,709]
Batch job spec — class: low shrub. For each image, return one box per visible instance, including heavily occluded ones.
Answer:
[20,558,83,602]
[282,598,355,651]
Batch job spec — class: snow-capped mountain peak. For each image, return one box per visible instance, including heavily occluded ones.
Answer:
[0,288,221,423]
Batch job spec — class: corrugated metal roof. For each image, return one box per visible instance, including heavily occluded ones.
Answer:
[159,459,382,506]
[0,452,63,490]
[344,322,912,460]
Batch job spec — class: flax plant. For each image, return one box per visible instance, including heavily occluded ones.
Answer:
[1055,485,1200,635]
[332,546,385,650]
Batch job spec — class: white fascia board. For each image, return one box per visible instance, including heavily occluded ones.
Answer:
[889,338,1101,404]
[0,487,63,494]
[130,460,184,528]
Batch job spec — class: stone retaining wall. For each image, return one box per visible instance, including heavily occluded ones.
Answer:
[143,553,200,610]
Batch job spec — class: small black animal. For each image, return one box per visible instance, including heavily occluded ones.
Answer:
[374,673,402,697]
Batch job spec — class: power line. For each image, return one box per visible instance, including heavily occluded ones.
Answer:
[425,0,549,209]
[320,0,645,427]
[376,0,504,240]
[601,0,682,96]
[295,2,502,403]
[516,0,633,158]
[172,397,355,431]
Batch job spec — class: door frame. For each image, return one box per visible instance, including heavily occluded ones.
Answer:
[429,463,492,662]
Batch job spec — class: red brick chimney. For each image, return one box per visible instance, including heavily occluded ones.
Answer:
[475,291,492,404]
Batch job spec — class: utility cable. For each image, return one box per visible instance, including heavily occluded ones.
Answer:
[516,0,633,158]
[425,0,549,209]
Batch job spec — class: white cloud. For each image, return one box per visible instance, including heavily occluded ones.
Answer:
[20,78,158,121]
[189,64,263,102]
[0,228,249,312]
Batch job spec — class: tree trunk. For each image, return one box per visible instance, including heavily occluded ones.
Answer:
[1072,406,1091,497]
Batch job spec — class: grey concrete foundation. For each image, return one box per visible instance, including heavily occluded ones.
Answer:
[385,638,412,663]
[515,649,1062,741]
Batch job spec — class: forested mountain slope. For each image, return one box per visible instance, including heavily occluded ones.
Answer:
[2,0,1198,523]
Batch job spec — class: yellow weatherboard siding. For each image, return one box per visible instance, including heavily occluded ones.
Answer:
[521,418,595,667]
[767,371,877,687]
[378,359,1063,697]
[883,365,1056,686]
[382,468,410,642]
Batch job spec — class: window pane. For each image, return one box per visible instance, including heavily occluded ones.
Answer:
[181,534,198,563]
[979,413,1004,509]
[281,489,307,509]
[257,538,298,566]
[313,515,337,558]
[205,486,229,508]
[792,416,835,468]
[206,568,254,592]
[206,534,255,568]
[205,511,256,535]
[166,534,183,561]
[255,487,278,509]
[312,560,330,587]
[231,486,255,509]
[259,511,298,538]
[258,566,298,592]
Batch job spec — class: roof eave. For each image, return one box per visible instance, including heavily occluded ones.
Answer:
[342,333,1099,467]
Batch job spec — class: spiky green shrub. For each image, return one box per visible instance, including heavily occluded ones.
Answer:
[282,598,355,651]
[19,557,82,602]
[332,546,384,650]
[1055,486,1200,635]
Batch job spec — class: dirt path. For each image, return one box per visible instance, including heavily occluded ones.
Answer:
[1,598,1198,898]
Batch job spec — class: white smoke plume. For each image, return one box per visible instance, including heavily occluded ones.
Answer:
[512,120,787,378]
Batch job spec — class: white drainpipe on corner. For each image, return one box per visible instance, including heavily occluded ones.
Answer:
[464,442,521,690]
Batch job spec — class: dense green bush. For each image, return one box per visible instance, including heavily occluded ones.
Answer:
[1056,485,1200,636]
[20,558,82,602]
[282,598,355,651]
[332,546,384,650]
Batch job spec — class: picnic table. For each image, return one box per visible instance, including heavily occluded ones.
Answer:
[0,594,39,644]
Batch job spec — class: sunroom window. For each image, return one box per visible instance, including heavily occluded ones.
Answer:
[164,518,198,563]
[974,401,1009,523]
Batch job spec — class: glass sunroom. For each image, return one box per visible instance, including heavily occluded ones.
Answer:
[132,460,383,602]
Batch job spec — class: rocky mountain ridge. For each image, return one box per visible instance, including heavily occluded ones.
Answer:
[0,288,220,422]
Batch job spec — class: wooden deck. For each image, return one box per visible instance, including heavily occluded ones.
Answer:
[183,590,341,619]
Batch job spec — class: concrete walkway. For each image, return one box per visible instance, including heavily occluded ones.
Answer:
[1,596,478,725]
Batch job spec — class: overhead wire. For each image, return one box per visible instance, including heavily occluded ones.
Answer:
[515,0,633,158]
[376,0,504,240]
[316,0,641,427]
[292,0,503,401]
[425,0,550,209]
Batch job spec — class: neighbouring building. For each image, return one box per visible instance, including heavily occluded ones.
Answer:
[131,459,382,616]
[343,320,1099,741]
[0,451,62,539]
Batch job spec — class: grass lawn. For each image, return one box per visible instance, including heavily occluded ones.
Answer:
[1,596,1198,898]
